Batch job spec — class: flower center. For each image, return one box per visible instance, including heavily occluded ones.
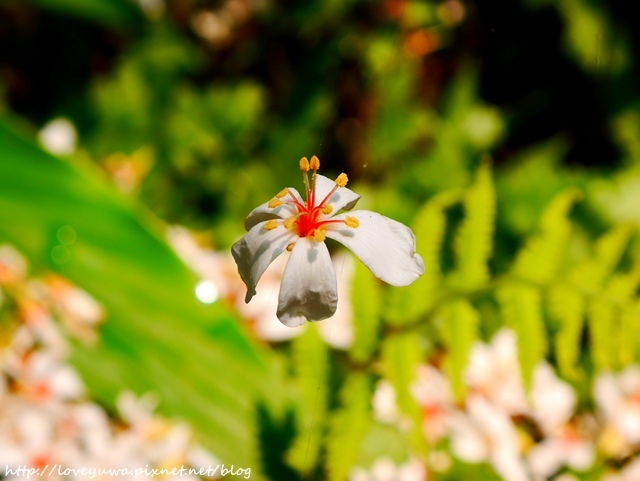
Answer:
[263,156,360,242]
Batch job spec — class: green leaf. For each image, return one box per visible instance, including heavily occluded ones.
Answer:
[569,225,633,293]
[385,191,458,326]
[286,324,329,473]
[0,123,274,476]
[548,282,584,379]
[450,161,496,291]
[513,188,581,285]
[440,299,480,400]
[326,373,373,481]
[350,256,383,363]
[498,283,547,388]
[587,298,617,371]
[381,331,426,454]
[620,301,640,366]
[602,261,640,369]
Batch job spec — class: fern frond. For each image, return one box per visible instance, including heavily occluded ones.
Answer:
[286,325,329,472]
[513,188,580,284]
[605,266,640,305]
[385,190,459,325]
[587,298,617,371]
[381,331,426,454]
[326,373,372,481]
[606,261,640,367]
[620,301,640,366]
[450,161,496,291]
[439,298,480,400]
[586,257,640,372]
[498,283,547,388]
[548,282,584,379]
[350,257,382,363]
[570,225,633,293]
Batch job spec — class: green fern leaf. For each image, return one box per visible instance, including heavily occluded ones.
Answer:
[513,188,580,284]
[620,301,640,366]
[498,283,547,388]
[350,256,383,363]
[570,225,633,293]
[548,282,584,379]
[607,261,640,367]
[326,373,372,481]
[439,299,480,400]
[381,331,426,454]
[450,161,496,291]
[385,190,459,326]
[587,298,617,371]
[286,325,329,473]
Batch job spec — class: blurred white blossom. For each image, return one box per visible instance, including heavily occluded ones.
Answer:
[37,118,77,156]
[350,457,427,481]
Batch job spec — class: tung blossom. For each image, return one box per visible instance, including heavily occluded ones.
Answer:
[232,156,424,326]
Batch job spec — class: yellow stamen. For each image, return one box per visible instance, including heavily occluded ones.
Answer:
[299,157,310,172]
[284,216,296,229]
[335,173,348,187]
[314,229,326,242]
[345,216,359,228]
[264,220,279,230]
[286,243,295,252]
[276,188,288,198]
[268,199,283,208]
[310,155,320,170]
[322,204,333,215]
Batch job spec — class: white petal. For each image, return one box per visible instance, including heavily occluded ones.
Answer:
[313,174,360,212]
[325,211,424,286]
[244,188,304,230]
[232,222,297,302]
[277,237,338,326]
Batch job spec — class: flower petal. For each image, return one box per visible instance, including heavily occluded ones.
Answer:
[232,222,297,302]
[244,188,304,231]
[314,174,361,212]
[325,210,424,286]
[277,237,338,326]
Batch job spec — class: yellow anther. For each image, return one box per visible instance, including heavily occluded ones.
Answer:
[264,220,278,230]
[345,216,359,228]
[335,173,348,187]
[284,216,296,229]
[299,157,310,172]
[310,155,320,170]
[314,229,327,242]
[276,188,288,198]
[322,204,333,215]
[268,199,283,208]
[286,243,295,252]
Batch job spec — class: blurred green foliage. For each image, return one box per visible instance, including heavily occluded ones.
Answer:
[2,0,640,479]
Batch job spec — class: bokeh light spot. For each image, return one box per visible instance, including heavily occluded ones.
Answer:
[51,245,71,265]
[195,280,219,304]
[57,226,77,246]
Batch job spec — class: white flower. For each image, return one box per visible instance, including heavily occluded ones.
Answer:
[595,366,640,445]
[465,328,529,414]
[232,156,424,326]
[411,365,454,442]
[527,363,594,478]
[449,396,530,481]
[531,362,576,434]
[349,456,426,481]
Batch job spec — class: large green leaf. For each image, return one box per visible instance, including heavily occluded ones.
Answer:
[0,123,276,477]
